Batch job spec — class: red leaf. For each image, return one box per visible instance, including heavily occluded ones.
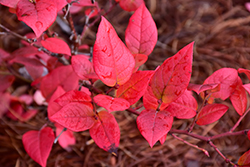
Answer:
[136,109,173,147]
[21,109,38,121]
[47,86,65,119]
[10,56,45,80]
[125,3,157,56]
[133,54,148,71]
[196,104,228,126]
[203,68,238,100]
[0,74,15,92]
[89,111,120,154]
[230,77,247,116]
[116,70,154,105]
[10,46,50,63]
[148,42,193,104]
[165,90,197,119]
[16,0,57,37]
[85,7,99,19]
[56,0,67,11]
[41,37,71,55]
[119,0,144,11]
[40,65,79,101]
[238,68,250,80]
[93,16,135,87]
[238,149,250,166]
[55,90,92,106]
[188,83,220,94]
[159,134,167,145]
[22,127,55,167]
[143,84,169,111]
[0,0,19,8]
[50,102,95,132]
[71,55,94,79]
[94,94,130,112]
[55,124,76,152]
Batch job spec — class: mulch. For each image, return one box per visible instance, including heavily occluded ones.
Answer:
[1,0,250,166]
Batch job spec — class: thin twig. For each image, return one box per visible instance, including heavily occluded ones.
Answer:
[170,133,210,157]
[208,141,237,166]
[81,1,118,37]
[63,5,79,55]
[230,107,250,132]
[126,107,140,116]
[187,93,210,132]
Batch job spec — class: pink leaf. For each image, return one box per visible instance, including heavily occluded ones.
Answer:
[16,0,57,37]
[119,0,144,12]
[50,102,95,132]
[22,127,55,167]
[71,55,94,79]
[230,77,247,116]
[136,109,173,147]
[165,90,197,119]
[93,16,135,87]
[40,65,79,101]
[238,149,250,166]
[0,0,20,8]
[246,3,250,13]
[55,90,92,106]
[55,124,76,152]
[94,94,130,112]
[148,42,194,104]
[203,68,238,100]
[125,3,157,56]
[89,111,120,155]
[196,104,228,126]
[243,83,250,94]
[41,37,71,55]
[33,90,47,105]
[116,70,154,105]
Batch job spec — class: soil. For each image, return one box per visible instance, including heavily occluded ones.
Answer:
[1,0,250,167]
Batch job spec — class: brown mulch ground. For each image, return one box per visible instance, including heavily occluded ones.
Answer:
[1,0,250,166]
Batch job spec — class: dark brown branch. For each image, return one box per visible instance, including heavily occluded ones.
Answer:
[0,24,70,65]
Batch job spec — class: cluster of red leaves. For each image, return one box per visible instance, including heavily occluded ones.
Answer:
[1,0,250,167]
